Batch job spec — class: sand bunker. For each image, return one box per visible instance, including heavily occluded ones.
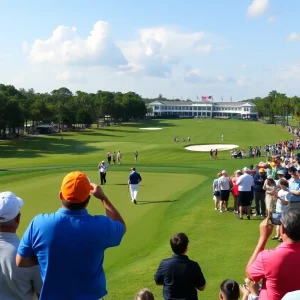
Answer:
[185,144,239,152]
[139,128,162,130]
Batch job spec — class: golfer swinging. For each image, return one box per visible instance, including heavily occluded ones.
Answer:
[128,167,142,204]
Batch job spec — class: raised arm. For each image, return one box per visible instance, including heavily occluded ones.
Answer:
[90,183,126,233]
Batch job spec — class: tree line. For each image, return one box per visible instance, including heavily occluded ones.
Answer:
[242,90,300,125]
[0,84,148,138]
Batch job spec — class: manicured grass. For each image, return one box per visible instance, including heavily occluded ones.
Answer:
[0,119,295,300]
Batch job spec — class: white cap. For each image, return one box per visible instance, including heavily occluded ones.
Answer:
[221,170,227,174]
[243,167,250,172]
[101,161,105,163]
[282,291,300,300]
[0,192,24,223]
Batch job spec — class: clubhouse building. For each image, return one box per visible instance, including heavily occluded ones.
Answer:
[148,100,257,119]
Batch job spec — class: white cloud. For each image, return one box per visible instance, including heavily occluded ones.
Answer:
[26,21,127,67]
[287,33,300,42]
[56,70,85,83]
[278,64,300,80]
[237,77,252,86]
[184,69,236,84]
[247,0,269,18]
[240,64,248,69]
[266,16,276,24]
[119,27,223,78]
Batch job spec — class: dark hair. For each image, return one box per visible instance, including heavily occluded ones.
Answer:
[279,178,289,187]
[281,208,300,241]
[288,166,297,173]
[170,233,189,255]
[220,279,240,300]
[62,197,90,210]
[132,167,136,171]
[135,289,155,300]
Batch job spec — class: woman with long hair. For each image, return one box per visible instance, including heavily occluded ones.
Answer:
[263,175,277,218]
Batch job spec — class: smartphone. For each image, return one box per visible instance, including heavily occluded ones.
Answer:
[271,212,282,225]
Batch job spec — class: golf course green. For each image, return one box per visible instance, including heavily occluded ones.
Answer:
[0,118,295,300]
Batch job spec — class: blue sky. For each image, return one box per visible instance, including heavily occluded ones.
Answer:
[0,0,300,101]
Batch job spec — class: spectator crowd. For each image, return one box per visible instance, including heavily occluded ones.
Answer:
[1,155,300,299]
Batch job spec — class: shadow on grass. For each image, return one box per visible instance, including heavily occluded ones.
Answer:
[0,136,101,159]
[137,199,179,205]
[114,183,145,186]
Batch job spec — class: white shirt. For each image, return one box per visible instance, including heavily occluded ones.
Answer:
[100,164,108,172]
[236,173,254,191]
[218,176,230,190]
[0,232,42,300]
[276,189,289,213]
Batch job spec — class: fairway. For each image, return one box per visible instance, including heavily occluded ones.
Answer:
[0,118,295,300]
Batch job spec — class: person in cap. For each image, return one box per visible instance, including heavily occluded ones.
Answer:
[236,167,254,219]
[16,171,126,300]
[275,170,285,187]
[0,191,42,300]
[98,160,108,185]
[128,167,142,204]
[253,168,267,217]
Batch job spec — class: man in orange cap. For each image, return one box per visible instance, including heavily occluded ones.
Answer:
[16,171,126,300]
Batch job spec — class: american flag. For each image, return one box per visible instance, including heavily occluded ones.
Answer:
[201,96,213,102]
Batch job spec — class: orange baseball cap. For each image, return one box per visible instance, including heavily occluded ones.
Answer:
[61,171,93,203]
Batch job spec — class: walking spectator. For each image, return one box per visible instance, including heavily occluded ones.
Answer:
[263,176,277,218]
[16,171,126,300]
[246,209,300,300]
[154,233,206,300]
[135,288,155,300]
[117,151,122,164]
[236,168,254,220]
[253,168,267,217]
[219,279,240,300]
[230,171,241,214]
[213,173,222,211]
[112,151,116,164]
[218,170,231,213]
[107,151,112,164]
[0,191,42,300]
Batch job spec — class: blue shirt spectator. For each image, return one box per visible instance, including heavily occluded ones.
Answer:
[16,171,126,300]
[18,209,124,300]
[253,172,267,193]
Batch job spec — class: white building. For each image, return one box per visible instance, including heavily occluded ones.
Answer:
[148,100,257,119]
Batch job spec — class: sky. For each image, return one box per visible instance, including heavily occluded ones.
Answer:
[0,0,300,101]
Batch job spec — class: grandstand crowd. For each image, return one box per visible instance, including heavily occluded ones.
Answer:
[1,146,300,299]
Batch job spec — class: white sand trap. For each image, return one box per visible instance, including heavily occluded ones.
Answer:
[185,144,239,152]
[139,127,162,130]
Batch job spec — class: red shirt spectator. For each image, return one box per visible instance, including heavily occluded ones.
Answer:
[246,208,300,300]
[248,243,300,300]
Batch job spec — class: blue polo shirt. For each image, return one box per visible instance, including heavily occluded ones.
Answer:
[154,254,206,300]
[17,208,125,300]
[288,178,300,203]
[129,171,142,184]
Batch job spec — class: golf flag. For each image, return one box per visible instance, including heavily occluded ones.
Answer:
[201,96,213,102]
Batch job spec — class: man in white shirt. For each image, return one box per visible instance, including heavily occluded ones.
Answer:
[236,167,254,220]
[0,191,42,300]
[98,161,108,185]
[218,170,231,213]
